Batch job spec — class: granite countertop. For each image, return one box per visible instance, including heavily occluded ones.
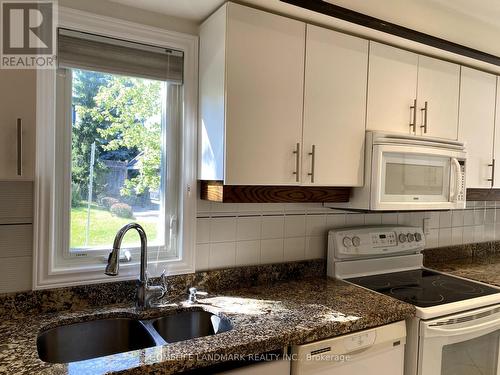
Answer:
[0,277,415,375]
[426,252,500,288]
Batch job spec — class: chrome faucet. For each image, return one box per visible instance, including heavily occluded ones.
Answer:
[105,223,166,309]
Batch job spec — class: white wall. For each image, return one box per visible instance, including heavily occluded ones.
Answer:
[324,0,500,58]
[195,200,500,271]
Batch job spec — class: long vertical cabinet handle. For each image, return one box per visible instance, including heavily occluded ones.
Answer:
[308,145,316,183]
[409,99,417,133]
[16,118,22,176]
[488,159,495,187]
[420,101,428,134]
[292,142,300,182]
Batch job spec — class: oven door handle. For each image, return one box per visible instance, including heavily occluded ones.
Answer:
[426,315,500,337]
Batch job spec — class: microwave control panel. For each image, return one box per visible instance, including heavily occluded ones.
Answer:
[329,226,425,259]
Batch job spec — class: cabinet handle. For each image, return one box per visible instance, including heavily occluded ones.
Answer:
[308,145,316,183]
[488,159,495,186]
[409,99,417,133]
[292,142,300,182]
[420,101,428,134]
[16,118,22,176]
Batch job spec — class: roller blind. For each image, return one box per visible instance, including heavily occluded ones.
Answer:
[57,28,183,83]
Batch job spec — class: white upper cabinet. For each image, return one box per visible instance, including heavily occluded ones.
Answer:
[199,2,305,185]
[0,70,35,180]
[459,67,496,189]
[366,42,418,135]
[367,42,460,140]
[417,56,460,140]
[494,78,500,188]
[302,25,368,186]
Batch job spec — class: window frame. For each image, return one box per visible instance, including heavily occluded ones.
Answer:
[33,7,198,289]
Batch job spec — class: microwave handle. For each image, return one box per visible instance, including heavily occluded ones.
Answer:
[451,158,462,203]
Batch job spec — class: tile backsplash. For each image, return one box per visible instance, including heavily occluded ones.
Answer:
[195,199,500,271]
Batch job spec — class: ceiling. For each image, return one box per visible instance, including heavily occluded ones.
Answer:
[108,0,225,21]
[108,0,500,29]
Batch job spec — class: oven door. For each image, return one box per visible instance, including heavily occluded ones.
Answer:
[419,305,500,375]
[371,144,465,210]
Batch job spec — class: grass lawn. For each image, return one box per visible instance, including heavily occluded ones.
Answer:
[71,204,159,249]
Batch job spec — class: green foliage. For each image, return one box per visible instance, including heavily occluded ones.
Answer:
[71,70,111,198]
[100,196,120,209]
[110,202,134,219]
[71,183,83,208]
[90,76,162,196]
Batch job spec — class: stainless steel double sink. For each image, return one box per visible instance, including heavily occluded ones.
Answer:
[37,310,232,364]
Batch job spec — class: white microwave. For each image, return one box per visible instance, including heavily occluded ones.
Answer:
[327,131,466,211]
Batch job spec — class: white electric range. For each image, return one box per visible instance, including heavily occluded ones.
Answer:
[328,225,500,375]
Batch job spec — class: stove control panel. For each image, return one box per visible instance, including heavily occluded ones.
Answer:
[328,225,425,259]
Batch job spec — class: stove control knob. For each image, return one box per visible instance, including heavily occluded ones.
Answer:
[398,233,407,243]
[407,233,415,242]
[343,237,353,248]
[415,232,422,242]
[352,236,361,247]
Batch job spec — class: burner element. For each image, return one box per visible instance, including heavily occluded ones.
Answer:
[346,269,500,308]
[390,286,445,306]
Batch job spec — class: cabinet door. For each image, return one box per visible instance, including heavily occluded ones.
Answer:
[302,25,368,186]
[224,3,305,185]
[366,42,418,134]
[458,67,496,188]
[417,56,460,140]
[494,78,500,188]
[0,70,35,180]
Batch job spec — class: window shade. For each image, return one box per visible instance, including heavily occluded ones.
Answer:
[57,29,183,83]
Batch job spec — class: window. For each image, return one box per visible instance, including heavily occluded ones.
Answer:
[34,12,197,288]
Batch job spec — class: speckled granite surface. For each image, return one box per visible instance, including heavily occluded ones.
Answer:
[424,242,500,288]
[0,260,325,319]
[0,277,415,375]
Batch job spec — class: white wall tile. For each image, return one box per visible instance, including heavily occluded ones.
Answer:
[261,216,284,239]
[426,229,439,248]
[195,244,210,270]
[484,224,495,241]
[210,217,237,242]
[260,203,284,214]
[438,228,452,247]
[345,213,364,226]
[236,216,261,241]
[305,236,326,259]
[451,227,463,245]
[473,225,484,243]
[285,215,306,237]
[197,198,211,215]
[485,209,496,224]
[451,211,464,227]
[284,237,305,261]
[237,203,262,214]
[196,218,210,244]
[462,226,474,244]
[364,213,381,225]
[408,212,424,228]
[463,210,474,226]
[425,211,440,229]
[439,211,452,228]
[474,209,485,225]
[210,202,238,215]
[397,212,410,225]
[235,240,261,266]
[326,214,346,228]
[381,212,398,225]
[260,239,284,264]
[306,214,327,236]
[209,242,236,269]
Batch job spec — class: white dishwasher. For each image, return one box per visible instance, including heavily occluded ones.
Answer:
[291,321,406,375]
